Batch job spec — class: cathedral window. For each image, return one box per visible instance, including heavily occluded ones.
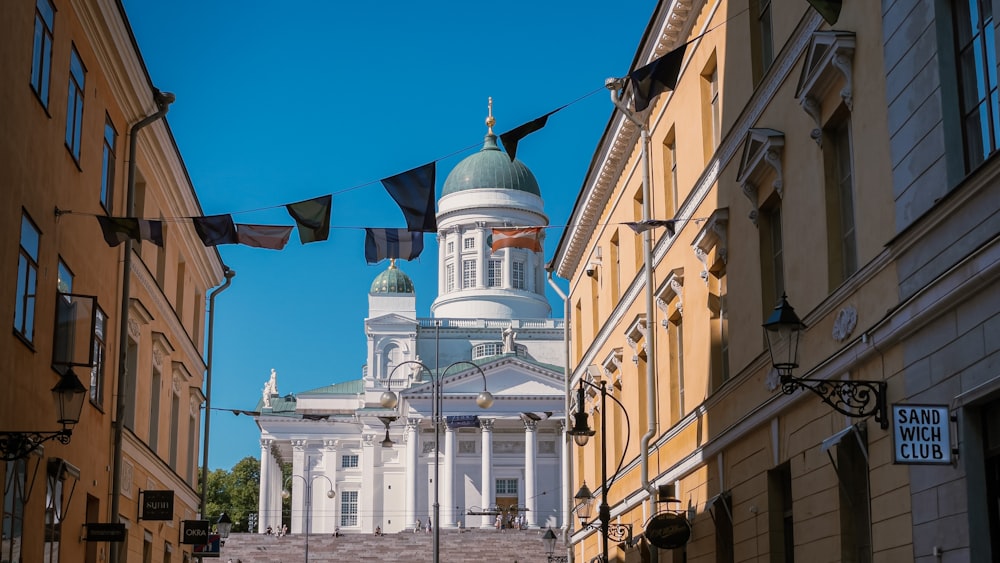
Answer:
[512,260,526,290]
[341,454,359,468]
[446,262,455,292]
[463,237,475,250]
[488,259,502,287]
[463,259,477,288]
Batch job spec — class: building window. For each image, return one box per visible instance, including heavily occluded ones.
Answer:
[445,262,455,292]
[149,367,161,452]
[340,491,358,527]
[767,462,794,563]
[837,427,872,563]
[463,237,475,250]
[101,118,117,211]
[124,338,138,430]
[174,259,185,319]
[447,240,454,254]
[712,493,734,563]
[983,397,1000,558]
[750,0,774,83]
[666,308,685,425]
[30,0,55,107]
[187,411,197,484]
[90,306,107,406]
[57,259,73,293]
[462,259,476,289]
[709,269,730,390]
[3,459,27,563]
[65,45,86,162]
[954,0,999,171]
[825,118,858,285]
[44,464,69,562]
[512,261,525,290]
[341,454,359,469]
[473,342,504,359]
[759,204,785,316]
[496,478,518,495]
[702,57,721,159]
[488,259,502,287]
[168,390,180,470]
[663,128,678,219]
[15,213,41,343]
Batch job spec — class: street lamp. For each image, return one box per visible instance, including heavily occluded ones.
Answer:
[542,527,569,562]
[0,369,87,461]
[216,512,233,546]
[379,359,493,563]
[763,294,888,429]
[283,472,335,562]
[567,378,633,562]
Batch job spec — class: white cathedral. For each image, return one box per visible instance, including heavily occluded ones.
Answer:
[254,115,568,535]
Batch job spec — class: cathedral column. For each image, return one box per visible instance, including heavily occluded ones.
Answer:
[405,419,419,530]
[476,222,487,288]
[290,440,307,534]
[437,231,447,294]
[323,440,338,532]
[480,418,495,528]
[524,419,538,527]
[526,248,537,292]
[258,439,272,533]
[362,433,377,532]
[442,424,457,528]
[503,246,513,289]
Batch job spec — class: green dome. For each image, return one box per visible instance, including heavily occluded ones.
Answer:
[441,134,540,196]
[370,261,414,294]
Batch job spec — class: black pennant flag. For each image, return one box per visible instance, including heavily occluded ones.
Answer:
[629,43,688,112]
[285,195,332,244]
[807,0,842,25]
[381,162,437,232]
[192,214,238,246]
[499,108,563,162]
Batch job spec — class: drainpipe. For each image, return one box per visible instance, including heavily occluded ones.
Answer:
[201,267,235,517]
[607,78,658,499]
[110,89,174,563]
[547,270,572,563]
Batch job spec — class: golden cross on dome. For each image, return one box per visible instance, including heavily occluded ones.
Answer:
[486,97,495,135]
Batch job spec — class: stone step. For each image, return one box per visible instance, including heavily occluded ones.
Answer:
[219,530,556,563]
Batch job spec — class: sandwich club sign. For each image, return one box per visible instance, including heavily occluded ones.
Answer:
[892,404,952,465]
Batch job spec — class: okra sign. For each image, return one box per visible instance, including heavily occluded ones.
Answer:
[892,404,952,464]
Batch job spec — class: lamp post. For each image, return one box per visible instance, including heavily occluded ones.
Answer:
[380,359,494,563]
[542,527,569,562]
[283,472,335,562]
[0,369,87,461]
[567,378,632,562]
[216,512,233,546]
[763,294,888,429]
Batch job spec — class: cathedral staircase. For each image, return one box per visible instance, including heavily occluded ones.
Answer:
[218,529,559,563]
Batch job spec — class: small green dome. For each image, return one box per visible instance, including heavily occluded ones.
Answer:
[370,261,414,294]
[441,134,541,196]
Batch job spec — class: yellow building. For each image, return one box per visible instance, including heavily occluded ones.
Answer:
[1,1,224,561]
[554,0,1000,561]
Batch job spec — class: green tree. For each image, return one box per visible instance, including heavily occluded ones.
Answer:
[202,456,260,533]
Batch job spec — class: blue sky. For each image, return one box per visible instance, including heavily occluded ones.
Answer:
[121,0,657,470]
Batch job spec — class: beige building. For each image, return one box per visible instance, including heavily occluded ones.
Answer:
[554,0,1000,561]
[1,1,223,562]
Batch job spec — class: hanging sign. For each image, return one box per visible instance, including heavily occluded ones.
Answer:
[140,490,175,520]
[181,520,210,545]
[644,512,691,550]
[892,404,952,464]
[84,523,126,542]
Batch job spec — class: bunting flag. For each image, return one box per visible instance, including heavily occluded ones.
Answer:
[623,219,676,236]
[807,0,842,25]
[235,224,293,250]
[499,108,562,162]
[192,214,238,246]
[490,227,543,252]
[286,195,332,243]
[96,216,164,247]
[629,43,688,112]
[381,162,437,232]
[364,228,425,264]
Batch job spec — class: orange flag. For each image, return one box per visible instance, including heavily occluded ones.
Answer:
[490,227,543,252]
